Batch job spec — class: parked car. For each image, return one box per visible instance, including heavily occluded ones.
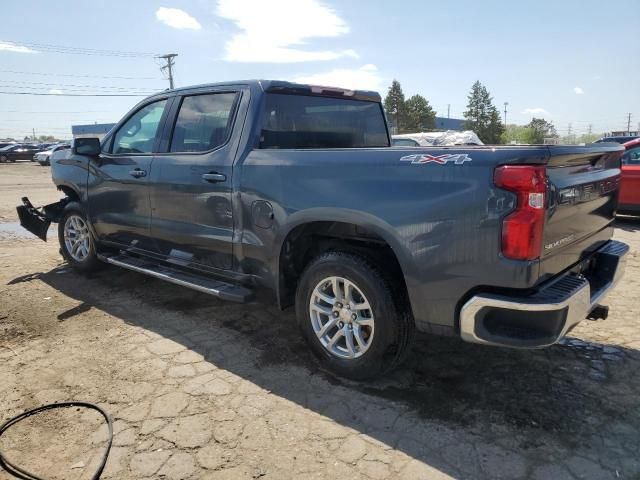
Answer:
[0,144,40,162]
[0,142,17,150]
[595,135,639,144]
[618,138,640,214]
[34,144,70,166]
[17,80,629,379]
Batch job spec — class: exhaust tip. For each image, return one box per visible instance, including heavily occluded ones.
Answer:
[587,304,609,321]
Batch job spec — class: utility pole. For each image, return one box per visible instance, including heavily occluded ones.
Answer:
[158,53,178,89]
[567,123,572,136]
[32,128,35,141]
[627,113,632,134]
[503,102,509,126]
[587,124,592,136]
[447,104,450,119]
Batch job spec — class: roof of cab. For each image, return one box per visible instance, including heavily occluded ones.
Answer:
[151,80,381,102]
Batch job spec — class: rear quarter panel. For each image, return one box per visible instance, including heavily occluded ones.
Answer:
[237,147,548,331]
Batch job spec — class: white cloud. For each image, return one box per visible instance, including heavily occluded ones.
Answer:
[215,0,357,63]
[521,107,550,116]
[294,64,383,92]
[0,42,37,54]
[49,89,63,95]
[574,87,584,95]
[156,7,202,30]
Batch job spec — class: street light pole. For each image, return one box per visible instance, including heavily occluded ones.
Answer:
[503,102,509,126]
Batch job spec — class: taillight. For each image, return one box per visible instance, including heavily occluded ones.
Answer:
[494,165,546,261]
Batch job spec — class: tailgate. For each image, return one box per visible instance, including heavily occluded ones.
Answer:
[539,144,623,280]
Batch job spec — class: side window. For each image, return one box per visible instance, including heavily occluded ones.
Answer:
[112,99,167,154]
[623,147,640,165]
[170,92,237,153]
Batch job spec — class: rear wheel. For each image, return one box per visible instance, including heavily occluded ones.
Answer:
[295,252,413,380]
[58,203,102,272]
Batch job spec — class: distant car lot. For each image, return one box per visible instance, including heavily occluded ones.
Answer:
[0,144,40,162]
[33,143,70,166]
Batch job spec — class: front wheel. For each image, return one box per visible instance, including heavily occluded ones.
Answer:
[58,203,102,272]
[0,155,7,162]
[295,252,414,380]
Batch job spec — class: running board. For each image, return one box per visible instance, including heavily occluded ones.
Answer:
[97,253,254,303]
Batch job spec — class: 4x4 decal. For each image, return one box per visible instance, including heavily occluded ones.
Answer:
[400,153,472,165]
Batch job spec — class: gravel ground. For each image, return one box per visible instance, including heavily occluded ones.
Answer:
[1,162,639,480]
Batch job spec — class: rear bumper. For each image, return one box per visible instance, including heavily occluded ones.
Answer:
[459,240,629,348]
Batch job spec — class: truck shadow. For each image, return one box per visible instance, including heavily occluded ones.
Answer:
[615,215,640,232]
[23,264,640,477]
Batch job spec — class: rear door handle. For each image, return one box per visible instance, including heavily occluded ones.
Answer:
[129,168,147,178]
[202,172,226,183]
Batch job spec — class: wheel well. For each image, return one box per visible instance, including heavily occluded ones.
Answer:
[57,186,80,202]
[278,221,409,310]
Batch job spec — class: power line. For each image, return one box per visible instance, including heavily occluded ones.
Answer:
[0,79,163,91]
[0,69,160,80]
[0,86,156,95]
[0,91,148,97]
[0,110,109,114]
[0,40,158,57]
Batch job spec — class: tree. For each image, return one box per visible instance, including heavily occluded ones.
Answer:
[463,81,505,144]
[404,94,436,132]
[501,125,535,144]
[383,80,406,133]
[526,118,557,144]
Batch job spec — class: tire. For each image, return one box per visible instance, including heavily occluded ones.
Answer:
[58,202,102,273]
[295,252,414,380]
[0,155,6,163]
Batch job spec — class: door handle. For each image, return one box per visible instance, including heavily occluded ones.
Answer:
[202,172,226,183]
[129,168,147,178]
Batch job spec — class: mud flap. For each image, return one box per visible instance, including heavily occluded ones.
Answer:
[16,197,68,242]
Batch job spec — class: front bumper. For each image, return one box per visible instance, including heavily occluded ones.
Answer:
[460,240,629,348]
[16,196,68,241]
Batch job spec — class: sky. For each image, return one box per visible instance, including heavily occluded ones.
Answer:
[1,0,638,139]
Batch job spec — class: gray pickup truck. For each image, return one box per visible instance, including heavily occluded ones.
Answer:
[18,80,629,379]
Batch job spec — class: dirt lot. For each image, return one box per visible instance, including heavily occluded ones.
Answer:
[1,161,639,479]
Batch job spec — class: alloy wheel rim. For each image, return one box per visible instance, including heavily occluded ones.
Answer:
[309,276,375,359]
[64,215,91,262]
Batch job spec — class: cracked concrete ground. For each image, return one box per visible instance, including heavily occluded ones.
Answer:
[1,163,639,479]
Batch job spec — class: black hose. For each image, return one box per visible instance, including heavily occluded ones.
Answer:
[0,402,113,480]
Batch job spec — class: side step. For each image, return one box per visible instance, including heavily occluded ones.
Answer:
[97,253,254,303]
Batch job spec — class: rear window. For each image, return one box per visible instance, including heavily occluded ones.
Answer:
[259,93,389,149]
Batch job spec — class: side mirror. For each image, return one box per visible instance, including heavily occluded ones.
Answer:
[73,137,101,156]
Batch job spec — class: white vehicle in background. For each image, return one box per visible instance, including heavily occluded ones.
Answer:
[392,130,483,147]
[34,144,70,166]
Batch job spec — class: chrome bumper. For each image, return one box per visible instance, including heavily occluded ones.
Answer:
[460,240,629,348]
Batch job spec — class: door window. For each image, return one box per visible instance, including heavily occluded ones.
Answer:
[622,147,640,165]
[169,92,238,153]
[112,99,167,154]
